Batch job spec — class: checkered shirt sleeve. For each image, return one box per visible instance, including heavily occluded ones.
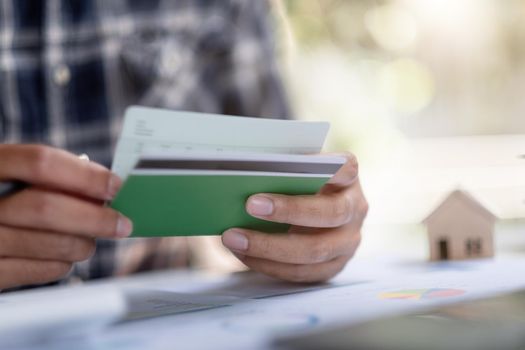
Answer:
[0,0,290,285]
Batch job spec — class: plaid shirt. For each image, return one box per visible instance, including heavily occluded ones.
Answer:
[0,0,289,283]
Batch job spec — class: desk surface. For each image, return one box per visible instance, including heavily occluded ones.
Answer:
[4,251,525,350]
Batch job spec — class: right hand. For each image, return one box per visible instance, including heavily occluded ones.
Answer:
[0,144,133,290]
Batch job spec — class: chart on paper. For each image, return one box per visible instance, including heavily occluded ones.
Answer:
[379,288,466,300]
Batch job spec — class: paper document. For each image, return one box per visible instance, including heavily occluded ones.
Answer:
[148,271,362,299]
[0,285,125,348]
[112,106,329,179]
[123,289,239,320]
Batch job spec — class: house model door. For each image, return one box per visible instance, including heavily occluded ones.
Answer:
[438,239,449,260]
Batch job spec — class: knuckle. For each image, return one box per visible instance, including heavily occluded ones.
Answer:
[54,235,77,261]
[30,192,55,221]
[58,236,95,261]
[308,239,331,264]
[297,198,323,224]
[357,198,369,220]
[89,165,112,199]
[288,265,311,283]
[276,196,295,222]
[329,259,348,280]
[343,229,362,259]
[254,234,272,256]
[98,208,119,236]
[101,170,112,196]
[28,145,54,178]
[309,205,325,222]
[332,195,353,225]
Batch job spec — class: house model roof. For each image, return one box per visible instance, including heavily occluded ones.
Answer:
[423,189,497,224]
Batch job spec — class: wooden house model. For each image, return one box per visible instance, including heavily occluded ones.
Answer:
[423,190,496,261]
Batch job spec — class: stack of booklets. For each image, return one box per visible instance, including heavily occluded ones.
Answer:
[110,107,345,237]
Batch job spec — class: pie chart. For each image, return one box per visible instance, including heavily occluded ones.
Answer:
[379,288,465,300]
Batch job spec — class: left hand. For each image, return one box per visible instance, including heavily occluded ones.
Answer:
[221,153,368,283]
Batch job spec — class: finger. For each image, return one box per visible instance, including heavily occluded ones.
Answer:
[246,190,354,227]
[0,144,121,200]
[222,225,361,264]
[0,188,133,238]
[324,152,359,189]
[0,258,72,290]
[237,255,351,283]
[346,178,369,228]
[0,225,96,262]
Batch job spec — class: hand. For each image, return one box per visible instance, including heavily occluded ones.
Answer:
[0,144,132,289]
[222,153,367,283]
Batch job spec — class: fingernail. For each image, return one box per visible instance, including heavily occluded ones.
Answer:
[247,195,274,216]
[222,230,248,251]
[107,173,122,200]
[116,214,133,237]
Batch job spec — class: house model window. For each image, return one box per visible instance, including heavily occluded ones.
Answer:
[466,238,482,256]
[423,190,496,261]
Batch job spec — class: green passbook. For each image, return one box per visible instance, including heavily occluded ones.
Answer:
[111,152,345,237]
[111,174,331,237]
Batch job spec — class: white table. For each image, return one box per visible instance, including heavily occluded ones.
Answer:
[4,249,525,350]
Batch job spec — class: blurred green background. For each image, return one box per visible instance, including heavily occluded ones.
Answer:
[273,0,525,159]
[256,0,525,259]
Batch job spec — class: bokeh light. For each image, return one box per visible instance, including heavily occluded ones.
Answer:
[365,4,418,52]
[379,58,435,115]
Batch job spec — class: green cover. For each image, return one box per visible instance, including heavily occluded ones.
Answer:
[111,175,329,237]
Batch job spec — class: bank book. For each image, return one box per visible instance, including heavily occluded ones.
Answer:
[110,107,342,237]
